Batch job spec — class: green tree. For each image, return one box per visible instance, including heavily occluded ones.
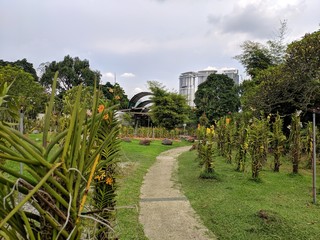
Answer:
[0,58,38,81]
[235,41,273,79]
[100,82,129,109]
[267,19,288,65]
[194,73,240,124]
[0,65,47,119]
[235,20,288,79]
[148,81,189,130]
[40,55,101,94]
[240,29,320,119]
[284,29,320,110]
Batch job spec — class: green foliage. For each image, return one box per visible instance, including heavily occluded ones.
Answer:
[119,126,183,139]
[196,125,215,177]
[40,55,101,94]
[234,116,248,172]
[101,82,129,110]
[0,65,47,120]
[238,29,320,118]
[271,113,286,172]
[247,116,270,180]
[0,79,18,123]
[148,81,189,130]
[0,58,38,81]
[289,111,302,174]
[194,73,240,124]
[235,21,288,79]
[62,85,97,114]
[0,73,120,239]
[235,40,273,78]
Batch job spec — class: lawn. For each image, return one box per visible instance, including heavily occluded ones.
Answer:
[114,138,191,239]
[178,149,320,240]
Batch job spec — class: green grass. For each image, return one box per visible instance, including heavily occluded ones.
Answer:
[178,150,320,239]
[115,139,191,239]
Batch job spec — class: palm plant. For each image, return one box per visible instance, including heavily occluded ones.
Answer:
[0,72,120,239]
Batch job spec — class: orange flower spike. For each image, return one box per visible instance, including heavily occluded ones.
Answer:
[106,177,113,185]
[226,118,231,125]
[103,114,109,120]
[98,104,105,113]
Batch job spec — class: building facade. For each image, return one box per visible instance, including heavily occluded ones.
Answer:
[221,69,240,85]
[197,69,217,85]
[179,72,197,107]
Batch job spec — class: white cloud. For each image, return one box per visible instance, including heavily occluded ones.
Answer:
[1,0,318,96]
[103,72,115,78]
[100,72,115,84]
[121,73,136,78]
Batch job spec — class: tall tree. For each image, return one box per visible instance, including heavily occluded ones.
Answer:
[0,58,38,81]
[235,20,288,79]
[40,55,101,94]
[234,41,273,79]
[0,65,47,119]
[240,29,320,118]
[267,19,288,65]
[194,73,240,124]
[148,81,189,130]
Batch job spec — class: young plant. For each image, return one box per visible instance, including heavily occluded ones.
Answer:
[216,118,226,157]
[248,116,270,180]
[235,119,248,172]
[225,117,233,164]
[196,125,216,178]
[271,113,286,172]
[289,111,302,174]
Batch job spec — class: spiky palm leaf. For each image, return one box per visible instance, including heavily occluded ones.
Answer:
[0,72,120,239]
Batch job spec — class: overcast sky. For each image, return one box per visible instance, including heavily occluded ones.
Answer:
[1,0,319,98]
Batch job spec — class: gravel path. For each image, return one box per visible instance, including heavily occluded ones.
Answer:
[139,146,216,240]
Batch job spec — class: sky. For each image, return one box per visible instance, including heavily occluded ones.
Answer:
[1,0,319,98]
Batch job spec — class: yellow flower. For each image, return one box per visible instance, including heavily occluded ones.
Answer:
[109,88,114,93]
[115,95,121,100]
[226,118,231,125]
[210,125,215,135]
[103,114,109,120]
[106,177,113,185]
[206,128,211,135]
[244,143,248,150]
[98,104,105,113]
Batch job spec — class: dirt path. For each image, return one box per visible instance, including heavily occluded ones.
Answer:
[139,146,216,240]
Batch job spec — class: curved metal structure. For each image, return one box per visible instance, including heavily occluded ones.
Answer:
[136,100,153,108]
[128,92,153,108]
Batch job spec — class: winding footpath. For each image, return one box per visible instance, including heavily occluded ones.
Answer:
[139,146,216,240]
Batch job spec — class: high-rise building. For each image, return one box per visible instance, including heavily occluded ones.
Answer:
[221,69,240,85]
[179,72,197,107]
[197,69,217,85]
[179,67,239,107]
